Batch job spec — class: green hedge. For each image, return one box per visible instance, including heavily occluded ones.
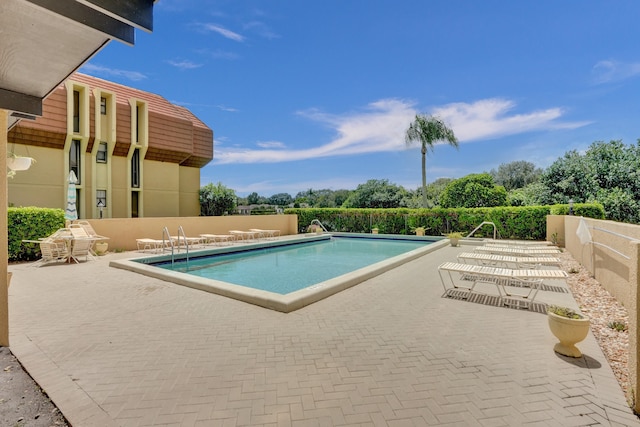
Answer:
[9,207,66,261]
[285,203,605,240]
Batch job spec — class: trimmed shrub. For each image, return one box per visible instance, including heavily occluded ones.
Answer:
[285,203,605,240]
[9,207,65,261]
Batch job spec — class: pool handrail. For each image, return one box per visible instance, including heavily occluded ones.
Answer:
[310,219,328,233]
[162,226,175,266]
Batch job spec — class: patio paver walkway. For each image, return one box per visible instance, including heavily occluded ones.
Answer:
[7,243,640,426]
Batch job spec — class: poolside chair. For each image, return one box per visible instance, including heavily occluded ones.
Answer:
[24,228,73,267]
[249,229,280,240]
[36,238,71,266]
[438,261,568,308]
[474,246,560,257]
[69,237,94,263]
[75,220,109,241]
[136,238,168,253]
[483,239,553,246]
[69,223,99,256]
[457,252,561,269]
[483,243,556,250]
[229,230,260,241]
[169,227,204,250]
[199,234,236,245]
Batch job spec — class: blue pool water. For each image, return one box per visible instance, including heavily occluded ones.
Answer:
[148,237,434,294]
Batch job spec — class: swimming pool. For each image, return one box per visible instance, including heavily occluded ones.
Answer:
[110,233,447,312]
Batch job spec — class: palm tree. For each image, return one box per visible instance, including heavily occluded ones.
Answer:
[405,115,459,208]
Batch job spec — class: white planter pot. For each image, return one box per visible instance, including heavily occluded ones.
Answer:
[94,242,108,255]
[548,311,590,357]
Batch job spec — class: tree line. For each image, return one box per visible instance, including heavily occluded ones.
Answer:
[200,139,640,224]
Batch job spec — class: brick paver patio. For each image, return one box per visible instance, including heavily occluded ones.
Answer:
[7,244,640,426]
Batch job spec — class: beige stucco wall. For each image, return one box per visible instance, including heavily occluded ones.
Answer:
[8,145,65,209]
[110,156,129,218]
[8,148,200,219]
[82,214,298,251]
[545,214,566,247]
[179,166,201,217]
[143,160,179,217]
[561,215,639,306]
[551,214,640,411]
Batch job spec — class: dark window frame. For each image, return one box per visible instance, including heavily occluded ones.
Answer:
[96,190,107,207]
[69,139,81,184]
[96,142,108,163]
[131,148,140,188]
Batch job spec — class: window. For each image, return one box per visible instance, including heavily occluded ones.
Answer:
[100,97,107,115]
[96,190,106,218]
[73,90,80,133]
[96,190,107,207]
[131,191,139,218]
[131,148,140,188]
[69,139,81,183]
[135,104,141,143]
[97,142,107,163]
[75,189,81,219]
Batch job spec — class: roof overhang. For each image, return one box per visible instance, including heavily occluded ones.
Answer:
[1,0,155,129]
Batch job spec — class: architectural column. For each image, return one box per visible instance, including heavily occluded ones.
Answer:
[0,109,9,346]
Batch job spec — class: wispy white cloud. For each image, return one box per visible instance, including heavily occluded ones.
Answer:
[169,100,239,113]
[257,141,286,148]
[591,60,640,84]
[432,98,589,141]
[216,105,239,112]
[80,63,147,81]
[194,47,240,60]
[167,59,202,70]
[195,23,245,42]
[214,98,590,165]
[243,21,279,39]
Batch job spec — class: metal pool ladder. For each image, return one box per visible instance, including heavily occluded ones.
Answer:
[162,226,175,266]
[162,226,190,266]
[466,221,498,239]
[310,219,328,233]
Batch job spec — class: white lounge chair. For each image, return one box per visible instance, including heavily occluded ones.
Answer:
[483,239,553,246]
[483,243,556,250]
[474,246,560,257]
[438,261,568,308]
[229,230,260,241]
[457,252,561,269]
[69,224,99,256]
[136,238,168,253]
[75,220,109,241]
[23,228,73,267]
[200,234,236,245]
[249,229,280,240]
[169,235,204,249]
[70,237,94,263]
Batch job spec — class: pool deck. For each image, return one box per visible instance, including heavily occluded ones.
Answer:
[7,240,640,426]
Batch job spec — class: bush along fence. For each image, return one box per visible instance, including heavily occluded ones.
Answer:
[8,207,66,262]
[285,203,605,240]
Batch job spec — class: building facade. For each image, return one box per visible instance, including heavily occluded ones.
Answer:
[7,73,213,218]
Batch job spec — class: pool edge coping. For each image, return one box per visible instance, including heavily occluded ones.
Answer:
[110,234,449,313]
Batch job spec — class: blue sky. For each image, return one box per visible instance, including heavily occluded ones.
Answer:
[81,0,640,197]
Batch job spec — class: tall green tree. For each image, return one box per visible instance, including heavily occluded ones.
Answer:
[200,182,237,216]
[439,173,507,208]
[342,179,409,208]
[405,115,459,208]
[489,160,543,191]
